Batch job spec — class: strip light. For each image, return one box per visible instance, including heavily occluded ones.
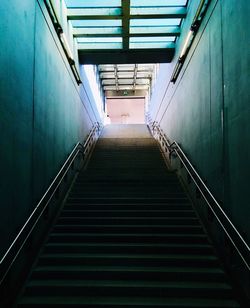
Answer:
[44,0,82,85]
[60,32,74,61]
[171,0,211,83]
[179,30,194,59]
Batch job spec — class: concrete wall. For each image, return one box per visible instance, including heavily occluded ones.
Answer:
[106,97,145,124]
[149,0,250,244]
[0,0,102,258]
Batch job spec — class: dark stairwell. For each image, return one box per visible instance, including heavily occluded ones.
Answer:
[16,124,241,307]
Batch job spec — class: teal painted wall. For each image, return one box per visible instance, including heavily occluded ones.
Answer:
[0,0,102,258]
[149,0,250,243]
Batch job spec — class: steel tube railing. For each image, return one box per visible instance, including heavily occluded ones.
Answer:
[0,122,102,286]
[146,114,250,271]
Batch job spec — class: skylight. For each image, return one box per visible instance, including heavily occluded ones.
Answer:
[65,0,122,7]
[65,0,189,52]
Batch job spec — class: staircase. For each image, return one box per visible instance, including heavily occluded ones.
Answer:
[17,125,240,307]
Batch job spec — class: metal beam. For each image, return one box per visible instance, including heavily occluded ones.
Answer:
[103,86,149,90]
[104,83,149,86]
[122,0,130,50]
[133,64,138,90]
[78,48,175,64]
[101,77,151,80]
[114,65,119,91]
[74,31,180,38]
[68,13,186,20]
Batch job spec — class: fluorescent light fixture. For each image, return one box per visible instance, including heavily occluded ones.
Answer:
[71,65,82,85]
[171,0,211,83]
[179,30,193,58]
[60,32,74,61]
[44,0,82,85]
[60,32,82,83]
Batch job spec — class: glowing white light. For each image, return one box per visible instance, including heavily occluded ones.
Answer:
[180,30,193,58]
[60,32,74,60]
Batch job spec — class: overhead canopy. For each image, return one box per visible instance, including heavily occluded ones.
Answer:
[99,63,158,93]
[65,0,189,64]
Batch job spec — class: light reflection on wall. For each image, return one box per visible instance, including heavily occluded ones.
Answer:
[83,65,104,118]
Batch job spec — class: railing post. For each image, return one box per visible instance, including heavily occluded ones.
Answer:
[145,116,250,274]
[0,122,102,304]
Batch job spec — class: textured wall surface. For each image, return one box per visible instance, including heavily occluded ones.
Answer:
[149,0,250,243]
[106,97,145,124]
[0,0,102,258]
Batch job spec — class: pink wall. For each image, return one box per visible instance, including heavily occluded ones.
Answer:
[106,97,145,124]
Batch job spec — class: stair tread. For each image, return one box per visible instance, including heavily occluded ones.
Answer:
[40,253,217,260]
[61,210,195,213]
[16,131,240,307]
[50,233,206,237]
[45,242,212,247]
[34,265,224,273]
[54,224,203,230]
[18,296,240,307]
[58,217,198,219]
[55,223,203,230]
[27,280,231,289]
[54,224,202,228]
[68,199,188,203]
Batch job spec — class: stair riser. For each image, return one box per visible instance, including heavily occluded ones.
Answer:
[60,211,196,218]
[69,193,187,198]
[16,130,240,307]
[24,285,232,299]
[17,303,240,308]
[75,179,180,185]
[38,257,219,268]
[72,182,183,188]
[31,270,226,283]
[86,164,167,167]
[81,171,171,176]
[86,163,166,166]
[88,154,162,158]
[83,171,173,176]
[57,218,200,225]
[63,205,192,211]
[48,235,208,244]
[65,199,190,205]
[44,245,213,255]
[73,183,182,189]
[52,225,204,234]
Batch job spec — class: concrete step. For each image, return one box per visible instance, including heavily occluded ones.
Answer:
[15,128,241,307]
[65,197,190,205]
[48,232,209,244]
[44,242,214,255]
[31,265,226,282]
[23,280,233,299]
[17,296,240,307]
[57,216,200,225]
[38,253,219,267]
[60,209,197,218]
[68,192,188,198]
[53,224,204,234]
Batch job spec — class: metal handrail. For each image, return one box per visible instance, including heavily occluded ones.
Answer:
[147,116,250,271]
[0,122,101,286]
[84,122,101,153]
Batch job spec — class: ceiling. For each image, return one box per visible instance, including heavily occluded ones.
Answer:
[98,63,158,93]
[65,0,189,64]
